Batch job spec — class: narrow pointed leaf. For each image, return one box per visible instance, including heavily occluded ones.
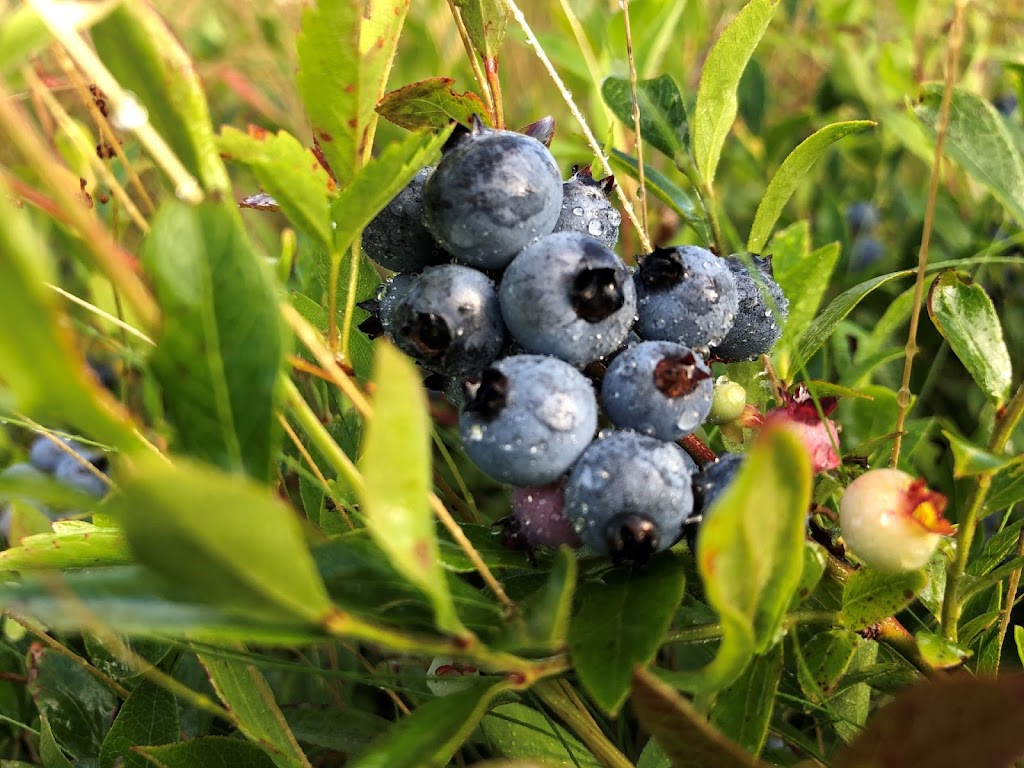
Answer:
[142,200,286,480]
[632,666,769,768]
[927,270,1012,405]
[39,714,74,768]
[99,680,180,768]
[915,85,1024,226]
[331,126,453,257]
[692,0,778,185]
[112,456,333,625]
[841,568,927,631]
[359,342,464,636]
[0,523,129,571]
[452,0,509,61]
[481,703,601,767]
[834,675,1024,768]
[138,737,278,768]
[219,127,334,250]
[569,553,685,713]
[199,649,311,768]
[376,78,489,131]
[296,0,409,188]
[709,643,784,754]
[601,74,689,161]
[748,121,874,252]
[91,3,228,191]
[350,683,503,768]
[944,429,1021,478]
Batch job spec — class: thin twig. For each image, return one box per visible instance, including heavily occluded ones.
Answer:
[996,525,1024,655]
[622,0,648,238]
[890,0,968,467]
[278,412,354,529]
[45,284,155,346]
[446,0,497,125]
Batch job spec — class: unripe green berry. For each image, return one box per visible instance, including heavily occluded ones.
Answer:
[705,377,747,425]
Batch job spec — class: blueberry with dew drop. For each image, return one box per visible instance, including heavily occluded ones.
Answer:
[361,167,449,273]
[711,253,789,362]
[552,166,621,250]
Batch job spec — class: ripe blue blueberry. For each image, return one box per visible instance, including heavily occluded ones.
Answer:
[362,167,448,273]
[29,435,76,473]
[499,232,637,366]
[422,118,562,269]
[850,236,884,271]
[54,450,110,498]
[711,254,789,362]
[683,452,745,553]
[565,430,695,563]
[993,93,1018,117]
[385,265,505,377]
[845,201,879,238]
[459,355,598,486]
[634,245,739,352]
[601,341,713,441]
[552,167,621,250]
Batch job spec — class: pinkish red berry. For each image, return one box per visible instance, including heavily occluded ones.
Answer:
[511,478,581,549]
[761,384,841,473]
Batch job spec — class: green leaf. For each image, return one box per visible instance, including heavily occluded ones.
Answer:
[969,520,1024,577]
[944,429,1021,478]
[138,737,278,768]
[285,709,389,753]
[112,456,333,626]
[142,200,287,480]
[569,553,685,713]
[359,342,464,637]
[331,126,453,257]
[666,427,811,693]
[28,648,118,761]
[198,649,311,768]
[608,149,712,245]
[350,683,502,768]
[790,541,828,608]
[376,78,490,131]
[916,631,969,669]
[39,714,74,768]
[747,121,874,252]
[0,523,129,571]
[0,189,148,453]
[91,4,228,192]
[452,0,509,62]
[495,547,576,654]
[834,675,1024,768]
[219,127,334,250]
[710,643,784,754]
[99,680,180,768]
[601,74,689,161]
[1015,626,1024,667]
[632,667,769,768]
[692,0,778,185]
[927,270,1013,405]
[296,0,409,188]
[841,568,927,631]
[827,639,877,744]
[0,567,326,645]
[987,465,1024,513]
[795,630,861,703]
[290,290,375,381]
[480,703,601,768]
[915,85,1024,227]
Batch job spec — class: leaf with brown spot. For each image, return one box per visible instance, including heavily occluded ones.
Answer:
[834,674,1024,768]
[377,77,490,131]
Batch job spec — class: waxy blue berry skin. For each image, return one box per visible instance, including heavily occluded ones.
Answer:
[601,341,713,441]
[634,246,739,352]
[552,169,621,250]
[422,124,562,270]
[684,452,746,553]
[386,265,505,377]
[29,435,76,473]
[54,451,110,498]
[845,201,879,237]
[711,254,788,362]
[459,355,598,486]
[565,430,695,562]
[499,232,637,366]
[362,167,448,273]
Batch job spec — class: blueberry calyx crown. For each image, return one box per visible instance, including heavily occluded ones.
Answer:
[463,367,508,420]
[606,514,660,564]
[520,115,555,147]
[637,246,684,290]
[570,267,626,323]
[653,352,712,398]
[400,312,451,360]
[570,164,616,197]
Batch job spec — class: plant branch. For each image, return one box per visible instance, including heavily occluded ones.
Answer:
[534,680,634,768]
[446,0,497,125]
[996,524,1024,655]
[622,0,648,238]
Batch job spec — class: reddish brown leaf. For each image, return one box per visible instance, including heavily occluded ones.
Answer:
[376,77,490,131]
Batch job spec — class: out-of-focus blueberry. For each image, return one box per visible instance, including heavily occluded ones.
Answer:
[684,452,746,553]
[845,201,879,237]
[54,451,110,498]
[850,236,884,271]
[459,355,598,486]
[30,435,76,473]
[993,93,1019,117]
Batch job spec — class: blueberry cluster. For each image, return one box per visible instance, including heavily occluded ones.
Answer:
[359,117,789,563]
[0,435,111,540]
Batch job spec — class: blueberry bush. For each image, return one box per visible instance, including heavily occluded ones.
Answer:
[0,0,1022,765]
